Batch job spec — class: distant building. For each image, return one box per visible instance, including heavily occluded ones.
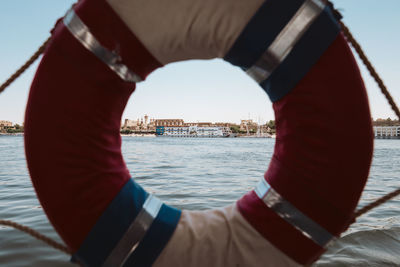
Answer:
[374,126,400,139]
[372,118,400,127]
[0,120,13,132]
[239,119,258,132]
[147,118,156,131]
[123,119,139,129]
[185,122,212,127]
[155,119,184,127]
[123,115,156,132]
[0,120,12,127]
[214,122,236,127]
[122,116,270,136]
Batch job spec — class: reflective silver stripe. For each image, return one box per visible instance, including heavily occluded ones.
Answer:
[102,195,163,267]
[246,0,327,83]
[255,179,336,247]
[63,9,142,83]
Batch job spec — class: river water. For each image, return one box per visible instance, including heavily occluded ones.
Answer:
[0,136,399,266]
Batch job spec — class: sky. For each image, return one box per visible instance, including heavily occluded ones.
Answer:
[0,0,399,125]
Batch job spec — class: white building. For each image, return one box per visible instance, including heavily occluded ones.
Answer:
[374,126,400,138]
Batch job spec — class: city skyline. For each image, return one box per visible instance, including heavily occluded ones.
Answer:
[1,0,399,124]
[122,115,267,126]
[0,115,270,127]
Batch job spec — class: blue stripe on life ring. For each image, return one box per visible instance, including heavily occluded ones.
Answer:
[224,0,305,69]
[122,202,182,266]
[260,6,340,102]
[71,179,181,267]
[224,0,340,102]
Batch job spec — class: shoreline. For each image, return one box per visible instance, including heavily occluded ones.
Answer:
[0,133,24,136]
[121,134,275,138]
[3,133,397,140]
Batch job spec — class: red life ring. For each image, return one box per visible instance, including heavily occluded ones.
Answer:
[24,0,373,265]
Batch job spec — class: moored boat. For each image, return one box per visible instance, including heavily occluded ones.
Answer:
[155,125,231,137]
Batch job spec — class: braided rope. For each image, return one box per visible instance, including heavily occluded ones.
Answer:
[354,188,400,218]
[337,19,400,218]
[0,219,71,255]
[339,21,400,120]
[0,36,51,94]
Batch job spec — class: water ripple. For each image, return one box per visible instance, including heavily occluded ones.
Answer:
[0,136,399,265]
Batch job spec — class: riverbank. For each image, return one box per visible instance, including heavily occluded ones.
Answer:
[120,133,276,138]
[0,132,23,136]
[120,133,155,137]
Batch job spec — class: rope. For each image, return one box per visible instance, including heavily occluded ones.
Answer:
[0,32,67,260]
[0,36,51,94]
[354,188,400,218]
[334,9,400,218]
[339,21,400,121]
[0,219,71,255]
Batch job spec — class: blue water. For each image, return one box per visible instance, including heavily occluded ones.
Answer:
[0,136,399,266]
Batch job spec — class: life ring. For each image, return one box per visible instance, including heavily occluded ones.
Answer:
[24,0,373,266]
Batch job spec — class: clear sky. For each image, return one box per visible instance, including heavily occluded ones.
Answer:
[0,0,399,125]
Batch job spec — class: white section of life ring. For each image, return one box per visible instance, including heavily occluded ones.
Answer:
[154,204,301,267]
[107,0,264,64]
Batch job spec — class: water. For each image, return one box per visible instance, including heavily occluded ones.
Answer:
[0,136,399,266]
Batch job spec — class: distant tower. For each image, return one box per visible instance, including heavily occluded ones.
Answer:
[144,114,149,126]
